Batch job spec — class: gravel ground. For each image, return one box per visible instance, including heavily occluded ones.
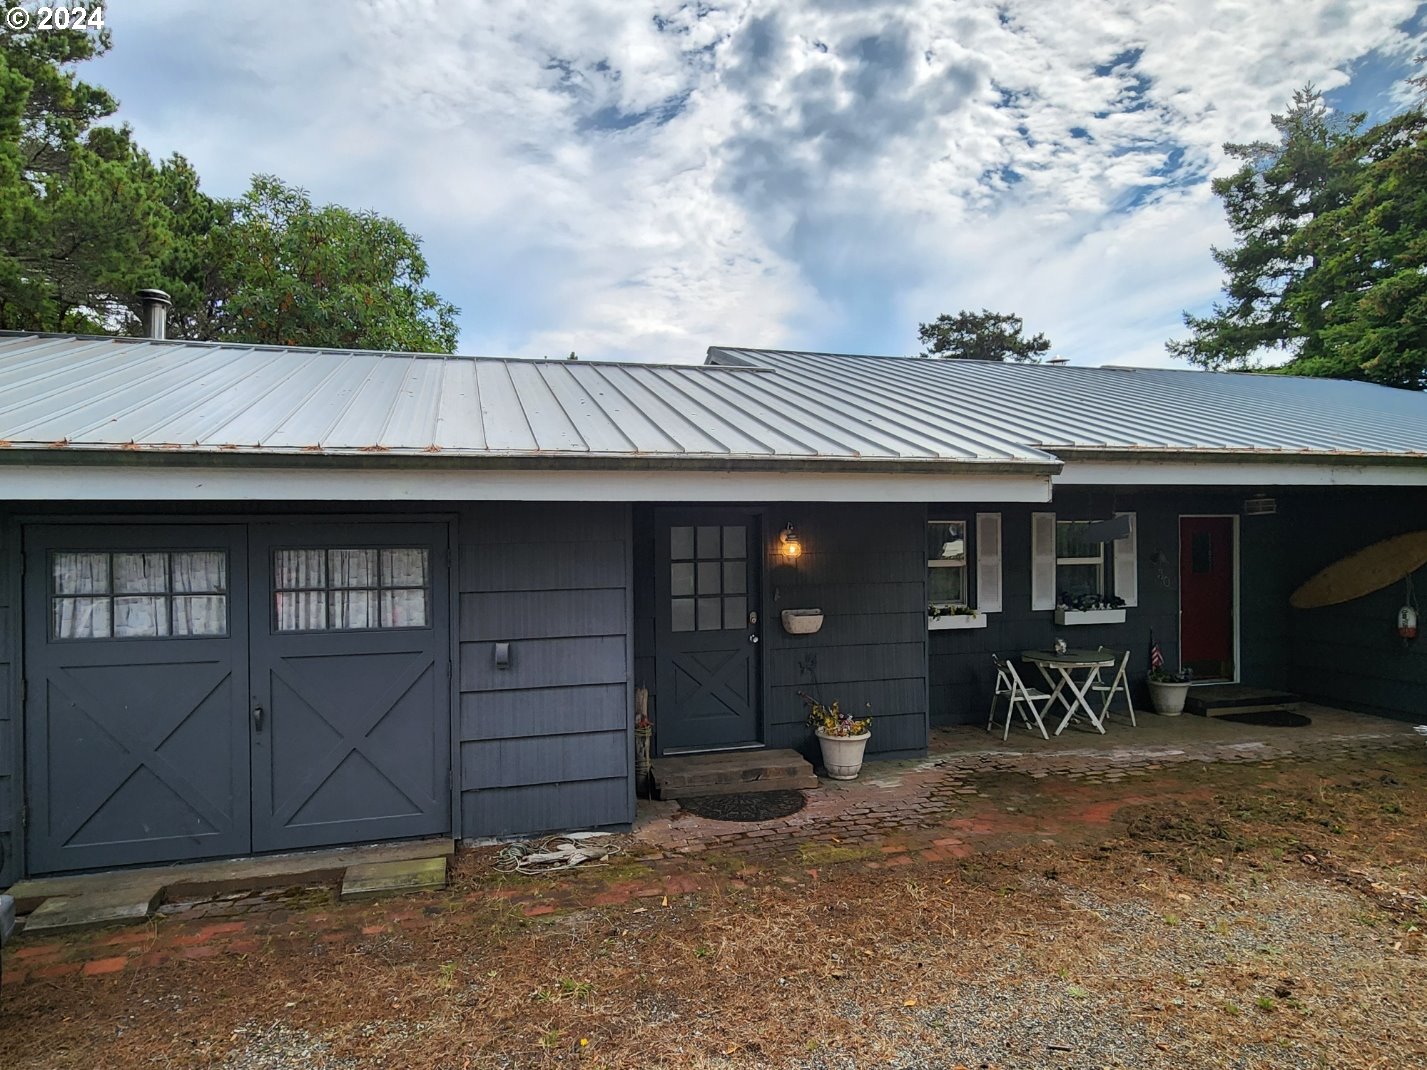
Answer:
[3,751,1424,1070]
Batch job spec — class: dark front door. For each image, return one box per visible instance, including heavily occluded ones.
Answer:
[248,523,451,852]
[1180,516,1236,680]
[24,525,251,874]
[655,513,761,754]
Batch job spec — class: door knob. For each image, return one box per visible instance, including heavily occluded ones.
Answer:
[749,634,760,644]
[252,705,264,731]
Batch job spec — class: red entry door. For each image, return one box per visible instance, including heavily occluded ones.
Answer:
[1180,516,1235,680]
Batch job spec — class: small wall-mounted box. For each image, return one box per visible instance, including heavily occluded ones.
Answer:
[781,608,824,635]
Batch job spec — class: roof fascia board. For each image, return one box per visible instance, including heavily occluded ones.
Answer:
[1056,458,1427,487]
[0,448,1058,477]
[0,464,1054,504]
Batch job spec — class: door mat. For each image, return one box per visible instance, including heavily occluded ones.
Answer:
[679,790,807,822]
[1216,710,1313,728]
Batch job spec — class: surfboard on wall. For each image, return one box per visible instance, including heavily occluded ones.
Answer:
[1290,530,1427,610]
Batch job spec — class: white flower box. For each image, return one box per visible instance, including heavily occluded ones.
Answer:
[928,612,987,631]
[1054,607,1127,626]
[781,608,824,635]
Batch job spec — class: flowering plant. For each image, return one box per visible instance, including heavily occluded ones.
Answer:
[800,692,872,737]
[927,603,978,618]
[1149,666,1193,684]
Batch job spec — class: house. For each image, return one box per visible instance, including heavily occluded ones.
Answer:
[1,325,1424,886]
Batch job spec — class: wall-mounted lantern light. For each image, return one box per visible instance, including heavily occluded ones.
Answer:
[779,523,803,560]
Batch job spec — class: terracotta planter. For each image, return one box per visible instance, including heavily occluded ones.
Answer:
[1148,680,1191,716]
[815,730,870,780]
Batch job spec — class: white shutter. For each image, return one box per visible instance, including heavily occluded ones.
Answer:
[1031,512,1057,611]
[975,512,1002,613]
[1113,511,1138,607]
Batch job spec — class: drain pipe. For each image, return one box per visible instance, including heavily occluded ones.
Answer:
[136,288,172,340]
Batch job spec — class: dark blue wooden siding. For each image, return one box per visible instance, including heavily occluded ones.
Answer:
[634,503,929,761]
[1284,489,1427,721]
[456,503,634,838]
[0,513,17,885]
[927,491,1290,725]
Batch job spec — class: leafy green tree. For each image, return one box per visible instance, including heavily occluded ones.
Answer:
[918,309,1051,362]
[1170,84,1426,388]
[0,10,166,330]
[197,175,459,352]
[0,14,460,352]
[1284,108,1427,389]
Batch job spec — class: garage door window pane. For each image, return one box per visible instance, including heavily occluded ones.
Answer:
[381,588,428,628]
[114,595,170,638]
[53,553,109,595]
[51,550,227,640]
[173,596,227,636]
[113,553,168,594]
[53,597,112,639]
[274,547,429,632]
[172,552,227,593]
[275,591,325,632]
[329,549,377,588]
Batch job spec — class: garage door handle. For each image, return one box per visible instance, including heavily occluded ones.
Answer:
[251,705,264,732]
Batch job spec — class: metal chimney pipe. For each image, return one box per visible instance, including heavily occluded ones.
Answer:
[136,288,172,340]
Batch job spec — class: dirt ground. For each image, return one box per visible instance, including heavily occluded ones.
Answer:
[2,746,1425,1070]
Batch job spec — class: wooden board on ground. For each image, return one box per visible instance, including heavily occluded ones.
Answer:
[1290,530,1427,609]
[1187,684,1300,718]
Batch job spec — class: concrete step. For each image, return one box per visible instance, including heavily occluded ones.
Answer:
[340,856,447,902]
[653,748,818,800]
[1186,685,1300,717]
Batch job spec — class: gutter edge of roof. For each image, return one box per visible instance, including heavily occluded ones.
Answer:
[0,447,1063,478]
[1052,447,1427,467]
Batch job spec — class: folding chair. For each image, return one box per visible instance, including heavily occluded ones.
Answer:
[1090,647,1136,727]
[987,654,1052,741]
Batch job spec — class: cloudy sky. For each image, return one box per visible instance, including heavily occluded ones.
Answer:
[92,1,1426,365]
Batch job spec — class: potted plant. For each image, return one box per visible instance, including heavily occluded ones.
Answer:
[801,692,873,780]
[1148,666,1193,715]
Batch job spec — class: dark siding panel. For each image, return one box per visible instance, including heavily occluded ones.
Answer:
[0,512,17,886]
[460,636,627,691]
[461,588,626,640]
[461,731,627,789]
[456,503,634,839]
[461,778,629,840]
[460,684,627,739]
[1284,490,1427,720]
[460,540,626,593]
[761,503,929,760]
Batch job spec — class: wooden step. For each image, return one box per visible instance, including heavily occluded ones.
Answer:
[652,748,819,800]
[1186,684,1300,717]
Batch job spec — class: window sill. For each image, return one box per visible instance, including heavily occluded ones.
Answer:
[1054,607,1126,626]
[928,613,988,631]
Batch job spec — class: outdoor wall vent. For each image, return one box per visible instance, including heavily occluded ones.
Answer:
[1243,496,1277,515]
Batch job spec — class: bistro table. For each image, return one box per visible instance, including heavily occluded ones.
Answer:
[1021,649,1117,736]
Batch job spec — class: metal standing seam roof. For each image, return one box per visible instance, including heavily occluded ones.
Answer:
[1,332,1424,469]
[0,333,1052,467]
[708,348,1427,459]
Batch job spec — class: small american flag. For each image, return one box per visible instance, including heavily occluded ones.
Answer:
[1150,638,1165,670]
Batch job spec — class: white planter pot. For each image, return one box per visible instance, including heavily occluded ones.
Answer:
[1055,607,1127,626]
[928,613,987,631]
[1148,680,1191,716]
[781,608,824,635]
[815,730,870,780]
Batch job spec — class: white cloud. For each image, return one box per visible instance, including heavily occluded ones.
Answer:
[91,0,1423,363]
